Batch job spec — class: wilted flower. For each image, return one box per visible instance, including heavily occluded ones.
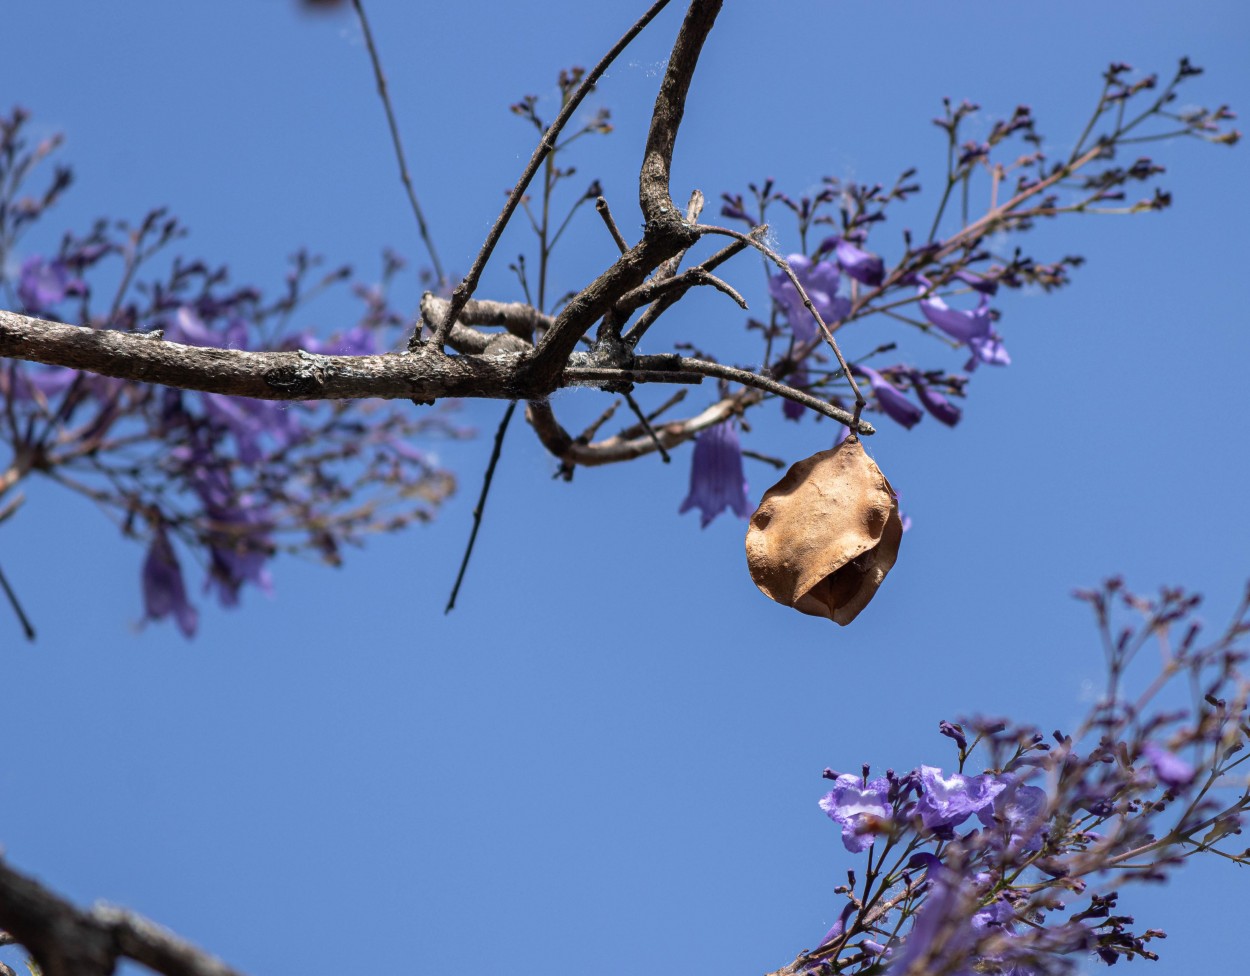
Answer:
[678,420,751,528]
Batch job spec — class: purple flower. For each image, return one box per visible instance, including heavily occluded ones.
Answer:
[917,766,1007,831]
[202,394,306,465]
[909,370,962,426]
[768,254,850,344]
[166,306,249,350]
[142,526,199,638]
[0,364,78,401]
[783,360,808,421]
[678,420,751,528]
[917,283,1010,371]
[976,780,1048,851]
[951,269,999,295]
[819,774,893,852]
[326,324,380,356]
[17,256,80,314]
[856,366,923,429]
[886,866,980,976]
[1141,742,1196,790]
[828,236,885,286]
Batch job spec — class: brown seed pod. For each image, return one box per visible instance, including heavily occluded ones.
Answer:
[745,437,902,625]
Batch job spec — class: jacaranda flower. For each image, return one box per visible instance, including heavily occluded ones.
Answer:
[142,525,199,638]
[17,255,80,314]
[917,765,1007,831]
[678,420,751,528]
[768,255,851,344]
[820,774,893,852]
[827,236,885,286]
[916,280,1010,371]
[856,366,924,429]
[909,370,962,426]
[1141,742,1197,790]
[976,779,1048,851]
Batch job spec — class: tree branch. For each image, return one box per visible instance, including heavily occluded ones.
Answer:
[0,858,247,976]
[427,0,675,351]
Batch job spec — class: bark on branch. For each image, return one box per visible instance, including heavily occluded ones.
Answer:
[0,858,246,976]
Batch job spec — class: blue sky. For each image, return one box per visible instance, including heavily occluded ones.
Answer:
[2,2,1248,974]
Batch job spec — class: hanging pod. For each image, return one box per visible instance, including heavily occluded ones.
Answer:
[745,437,902,626]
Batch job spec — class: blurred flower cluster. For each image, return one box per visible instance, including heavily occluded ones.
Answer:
[0,106,465,637]
[787,580,1250,975]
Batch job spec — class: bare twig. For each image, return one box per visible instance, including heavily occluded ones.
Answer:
[622,390,671,462]
[622,233,753,346]
[428,0,675,351]
[595,196,630,253]
[678,357,873,432]
[742,449,786,469]
[445,401,517,614]
[0,561,35,641]
[350,0,446,285]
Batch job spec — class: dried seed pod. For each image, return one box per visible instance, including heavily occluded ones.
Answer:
[745,437,902,625]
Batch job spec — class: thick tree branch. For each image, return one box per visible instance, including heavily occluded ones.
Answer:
[0,310,707,405]
[0,858,246,976]
[639,0,724,222]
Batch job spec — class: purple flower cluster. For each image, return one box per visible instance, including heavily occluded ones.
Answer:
[0,107,461,637]
[800,582,1250,976]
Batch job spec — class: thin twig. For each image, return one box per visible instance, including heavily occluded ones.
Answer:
[742,449,786,469]
[678,357,874,433]
[694,222,867,408]
[577,399,622,443]
[622,391,671,463]
[351,0,446,285]
[0,561,35,642]
[429,0,674,350]
[595,196,629,253]
[445,401,518,614]
[622,234,753,346]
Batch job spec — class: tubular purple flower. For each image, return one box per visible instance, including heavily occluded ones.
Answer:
[819,774,893,852]
[142,526,199,638]
[856,366,924,429]
[916,283,1010,371]
[951,269,999,295]
[783,360,809,421]
[828,236,885,286]
[768,254,850,344]
[678,420,751,528]
[909,370,962,426]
